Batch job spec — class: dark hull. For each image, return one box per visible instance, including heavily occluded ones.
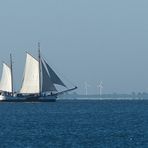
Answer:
[0,95,57,102]
[0,99,56,102]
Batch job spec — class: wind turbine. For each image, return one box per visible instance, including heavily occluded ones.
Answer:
[97,81,103,96]
[84,81,90,96]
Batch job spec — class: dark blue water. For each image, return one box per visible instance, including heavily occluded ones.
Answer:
[0,100,148,148]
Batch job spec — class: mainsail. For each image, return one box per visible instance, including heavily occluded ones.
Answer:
[0,63,12,92]
[20,53,39,94]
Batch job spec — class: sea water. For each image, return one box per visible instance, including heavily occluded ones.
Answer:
[0,100,147,148]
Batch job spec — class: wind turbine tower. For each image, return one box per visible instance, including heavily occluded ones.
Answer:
[97,81,103,96]
[84,81,90,96]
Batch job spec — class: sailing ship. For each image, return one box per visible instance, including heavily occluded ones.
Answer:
[0,43,77,102]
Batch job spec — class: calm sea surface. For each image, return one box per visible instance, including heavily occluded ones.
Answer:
[0,100,148,148]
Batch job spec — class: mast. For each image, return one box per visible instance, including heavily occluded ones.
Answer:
[10,54,14,95]
[38,42,42,95]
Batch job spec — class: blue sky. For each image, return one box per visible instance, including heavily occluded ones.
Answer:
[0,0,148,94]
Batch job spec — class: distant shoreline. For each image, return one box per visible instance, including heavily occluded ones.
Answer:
[60,92,148,100]
[58,98,148,100]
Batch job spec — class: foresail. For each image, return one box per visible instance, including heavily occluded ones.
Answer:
[0,63,12,92]
[20,53,39,94]
[43,59,66,87]
[41,60,57,92]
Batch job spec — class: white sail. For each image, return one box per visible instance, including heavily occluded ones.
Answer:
[0,63,12,92]
[20,53,39,94]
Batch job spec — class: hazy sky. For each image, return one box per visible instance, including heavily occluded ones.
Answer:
[0,0,148,94]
